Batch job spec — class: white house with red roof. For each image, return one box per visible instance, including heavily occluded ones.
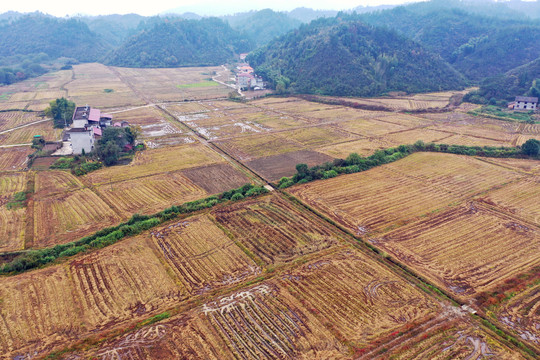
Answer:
[65,105,116,154]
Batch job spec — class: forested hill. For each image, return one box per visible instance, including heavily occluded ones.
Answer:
[360,5,540,81]
[106,18,252,67]
[0,15,110,62]
[224,9,301,46]
[465,57,540,104]
[247,19,466,97]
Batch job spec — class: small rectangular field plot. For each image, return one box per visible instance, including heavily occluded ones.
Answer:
[277,250,439,347]
[213,194,342,264]
[67,64,144,108]
[181,163,251,194]
[149,215,259,294]
[317,138,388,158]
[115,66,229,102]
[95,171,208,218]
[480,157,540,174]
[0,147,32,171]
[0,207,25,251]
[85,283,347,360]
[496,282,540,346]
[35,170,84,197]
[246,150,334,182]
[373,204,540,298]
[477,176,540,226]
[214,133,305,161]
[0,111,42,132]
[279,126,359,148]
[383,128,452,146]
[0,266,84,357]
[289,166,460,235]
[435,134,510,147]
[0,171,27,197]
[356,315,523,360]
[84,143,225,185]
[336,118,411,137]
[33,188,121,247]
[68,236,186,328]
[0,121,61,145]
[382,153,524,196]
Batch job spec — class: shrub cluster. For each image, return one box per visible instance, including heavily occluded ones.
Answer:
[6,191,27,210]
[0,183,268,275]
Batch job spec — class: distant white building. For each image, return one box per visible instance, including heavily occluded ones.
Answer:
[514,96,538,111]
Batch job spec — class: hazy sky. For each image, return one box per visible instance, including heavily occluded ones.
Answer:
[0,0,420,17]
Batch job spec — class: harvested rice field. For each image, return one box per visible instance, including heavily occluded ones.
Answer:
[371,203,540,298]
[213,193,342,264]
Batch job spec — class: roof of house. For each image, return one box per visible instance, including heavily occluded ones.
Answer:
[515,96,539,103]
[237,73,254,78]
[72,106,91,121]
[88,108,101,122]
[93,127,102,136]
[100,114,113,120]
[68,127,91,133]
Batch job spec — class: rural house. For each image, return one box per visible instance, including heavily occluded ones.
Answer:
[65,105,115,154]
[514,96,538,111]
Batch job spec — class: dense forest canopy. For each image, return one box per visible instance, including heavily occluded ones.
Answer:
[247,18,466,96]
[106,18,252,67]
[224,9,302,46]
[0,15,110,62]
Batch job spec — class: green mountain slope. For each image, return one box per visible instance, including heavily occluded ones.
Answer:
[224,9,301,46]
[465,57,540,103]
[247,19,466,96]
[106,18,251,67]
[0,15,110,62]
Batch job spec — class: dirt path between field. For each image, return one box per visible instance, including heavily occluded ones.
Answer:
[157,104,269,187]
[0,118,52,135]
[108,66,152,105]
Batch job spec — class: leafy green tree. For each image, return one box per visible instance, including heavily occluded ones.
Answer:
[522,139,540,156]
[45,98,76,128]
[98,141,121,166]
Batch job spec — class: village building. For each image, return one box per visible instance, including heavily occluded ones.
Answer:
[236,71,265,90]
[62,105,119,155]
[514,96,538,111]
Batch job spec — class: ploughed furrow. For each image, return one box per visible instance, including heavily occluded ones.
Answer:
[34,170,83,197]
[379,153,523,196]
[149,215,259,294]
[0,266,83,356]
[0,171,26,197]
[289,168,458,235]
[96,172,207,218]
[477,176,540,226]
[68,237,185,329]
[498,283,540,345]
[202,284,315,360]
[278,250,438,346]
[376,203,540,298]
[33,188,121,247]
[213,194,341,264]
[0,206,25,252]
[359,313,522,360]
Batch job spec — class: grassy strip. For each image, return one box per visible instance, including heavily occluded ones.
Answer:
[176,80,218,88]
[6,191,27,210]
[277,141,536,189]
[469,105,536,123]
[0,183,268,275]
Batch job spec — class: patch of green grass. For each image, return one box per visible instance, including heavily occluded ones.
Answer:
[0,92,13,100]
[34,82,48,89]
[6,192,27,210]
[469,105,535,122]
[176,80,218,89]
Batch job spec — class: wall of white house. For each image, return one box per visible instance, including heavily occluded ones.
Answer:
[70,131,94,154]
